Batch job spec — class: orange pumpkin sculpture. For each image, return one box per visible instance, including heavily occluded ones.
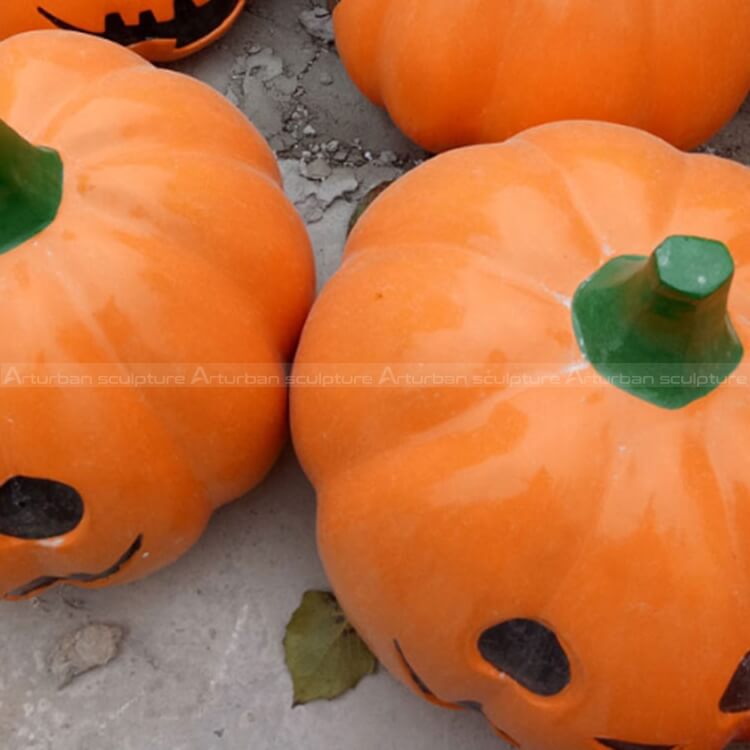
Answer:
[1,0,246,61]
[0,31,314,599]
[292,121,750,749]
[332,0,750,152]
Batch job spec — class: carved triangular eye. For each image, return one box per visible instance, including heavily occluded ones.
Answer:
[720,652,750,713]
[0,476,83,539]
[477,619,570,696]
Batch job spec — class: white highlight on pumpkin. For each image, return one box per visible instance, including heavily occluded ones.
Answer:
[561,361,588,375]
[38,538,65,548]
[541,284,571,309]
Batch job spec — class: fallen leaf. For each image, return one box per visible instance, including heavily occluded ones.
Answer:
[284,590,377,706]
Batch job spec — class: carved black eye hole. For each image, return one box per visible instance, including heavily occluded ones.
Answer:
[0,476,83,539]
[478,619,570,696]
[720,652,750,713]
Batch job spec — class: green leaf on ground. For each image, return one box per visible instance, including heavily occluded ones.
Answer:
[284,590,378,706]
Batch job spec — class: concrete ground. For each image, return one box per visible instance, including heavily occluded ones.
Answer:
[2,2,750,749]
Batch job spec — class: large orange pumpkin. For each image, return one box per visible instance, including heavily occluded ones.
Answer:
[0,31,314,599]
[1,0,245,61]
[292,121,750,749]
[332,0,750,152]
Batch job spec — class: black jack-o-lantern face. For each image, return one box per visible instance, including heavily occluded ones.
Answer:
[3,0,246,62]
[0,476,144,598]
[391,621,750,750]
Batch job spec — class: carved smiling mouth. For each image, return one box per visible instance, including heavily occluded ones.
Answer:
[37,0,242,49]
[394,640,521,747]
[7,534,143,598]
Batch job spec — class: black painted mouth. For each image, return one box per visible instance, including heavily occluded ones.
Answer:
[7,534,143,598]
[38,0,242,49]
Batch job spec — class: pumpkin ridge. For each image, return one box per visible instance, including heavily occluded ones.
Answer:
[414,366,586,446]
[0,30,313,597]
[62,208,282,362]
[75,147,283,193]
[701,405,750,586]
[17,50,148,147]
[308,359,591,493]
[0,247,213,559]
[44,221,284,507]
[658,152,698,258]
[473,4,530,143]
[69,175,290,360]
[517,134,654,267]
[37,240,209,497]
[345,136,613,291]
[373,0,399,109]
[36,66,279,180]
[638,0,658,132]
[296,241,591,482]
[681,428,746,581]
[451,4,516,147]
[33,64,169,147]
[342,236,582,341]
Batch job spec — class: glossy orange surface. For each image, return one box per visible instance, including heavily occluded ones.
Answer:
[2,0,245,61]
[292,122,750,749]
[0,31,314,597]
[333,0,750,152]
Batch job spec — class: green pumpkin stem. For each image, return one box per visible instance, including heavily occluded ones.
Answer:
[572,235,744,409]
[0,119,63,254]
